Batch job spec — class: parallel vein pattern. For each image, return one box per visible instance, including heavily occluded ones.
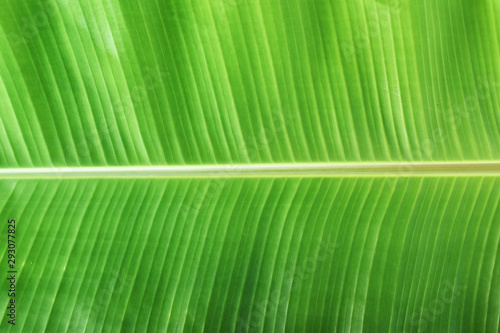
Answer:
[0,177,499,332]
[1,0,499,167]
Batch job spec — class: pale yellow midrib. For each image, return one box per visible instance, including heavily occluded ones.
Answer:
[1,162,500,178]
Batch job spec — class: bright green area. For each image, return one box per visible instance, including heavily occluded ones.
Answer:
[0,177,498,332]
[1,0,499,332]
[0,0,499,166]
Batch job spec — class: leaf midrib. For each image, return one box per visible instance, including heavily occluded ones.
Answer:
[2,161,500,178]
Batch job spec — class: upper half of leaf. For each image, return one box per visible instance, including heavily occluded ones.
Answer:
[0,0,499,167]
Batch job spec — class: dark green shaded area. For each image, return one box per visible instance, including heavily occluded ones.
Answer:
[0,177,498,332]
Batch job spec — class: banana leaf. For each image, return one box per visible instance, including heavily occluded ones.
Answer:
[0,0,499,331]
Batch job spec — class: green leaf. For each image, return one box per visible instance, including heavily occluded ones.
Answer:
[0,0,499,332]
[1,0,499,166]
[1,177,499,332]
